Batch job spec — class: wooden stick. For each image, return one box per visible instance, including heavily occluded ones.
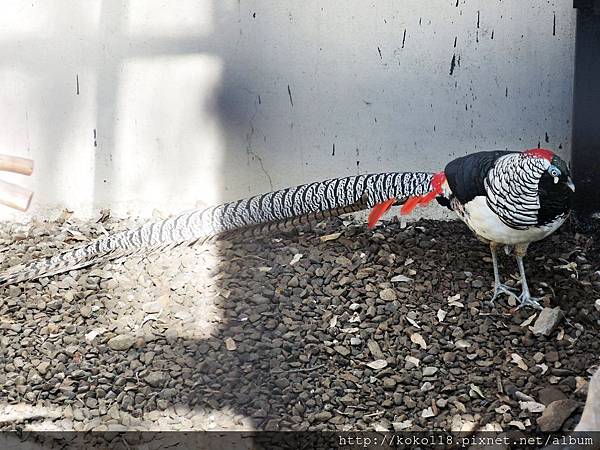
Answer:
[0,155,34,176]
[0,180,33,211]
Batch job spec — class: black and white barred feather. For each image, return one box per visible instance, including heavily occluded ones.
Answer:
[484,153,548,230]
[0,172,433,286]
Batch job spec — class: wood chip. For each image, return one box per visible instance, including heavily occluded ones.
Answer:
[470,384,485,399]
[511,353,528,371]
[406,317,421,329]
[320,232,341,242]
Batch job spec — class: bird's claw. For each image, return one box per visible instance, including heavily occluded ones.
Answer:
[490,283,519,305]
[516,291,543,310]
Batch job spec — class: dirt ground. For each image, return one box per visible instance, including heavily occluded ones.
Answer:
[0,213,598,433]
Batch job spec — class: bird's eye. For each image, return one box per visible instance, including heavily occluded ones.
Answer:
[548,167,561,177]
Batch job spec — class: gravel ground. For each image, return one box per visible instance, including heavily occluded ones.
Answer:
[0,212,599,433]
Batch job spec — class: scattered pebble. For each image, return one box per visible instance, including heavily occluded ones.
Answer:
[0,216,597,433]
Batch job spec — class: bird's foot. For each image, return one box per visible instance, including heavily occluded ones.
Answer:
[516,291,544,310]
[490,283,519,304]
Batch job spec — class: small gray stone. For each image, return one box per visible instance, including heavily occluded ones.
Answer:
[537,399,581,432]
[350,337,362,346]
[367,340,386,359]
[532,307,562,336]
[107,334,136,351]
[313,411,332,422]
[80,306,93,318]
[334,345,350,356]
[423,366,438,376]
[145,371,168,387]
[379,288,397,301]
[37,361,51,375]
[383,377,397,390]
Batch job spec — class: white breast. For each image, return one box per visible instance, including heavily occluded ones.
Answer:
[457,196,566,245]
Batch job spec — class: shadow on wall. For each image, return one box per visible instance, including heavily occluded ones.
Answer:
[0,0,576,219]
[0,0,228,217]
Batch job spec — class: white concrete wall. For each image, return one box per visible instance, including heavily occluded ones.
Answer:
[0,0,576,220]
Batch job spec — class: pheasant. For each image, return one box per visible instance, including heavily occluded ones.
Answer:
[0,148,574,309]
[368,148,575,309]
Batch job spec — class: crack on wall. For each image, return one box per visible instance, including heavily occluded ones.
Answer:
[246,96,274,191]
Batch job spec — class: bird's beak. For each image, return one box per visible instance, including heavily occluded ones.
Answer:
[553,176,559,184]
[566,179,575,192]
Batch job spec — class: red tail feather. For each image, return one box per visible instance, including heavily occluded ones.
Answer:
[400,171,446,216]
[367,197,396,229]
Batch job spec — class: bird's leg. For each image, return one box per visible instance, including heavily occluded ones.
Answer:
[514,244,543,310]
[489,242,518,304]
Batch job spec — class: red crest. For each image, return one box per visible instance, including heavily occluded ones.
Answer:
[523,148,554,161]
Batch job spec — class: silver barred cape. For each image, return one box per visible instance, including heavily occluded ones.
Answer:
[0,172,434,286]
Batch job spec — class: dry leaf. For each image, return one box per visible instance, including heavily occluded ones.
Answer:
[367,360,388,370]
[404,258,414,266]
[554,261,577,271]
[410,333,427,349]
[224,337,237,351]
[511,353,528,371]
[320,232,341,242]
[470,384,486,399]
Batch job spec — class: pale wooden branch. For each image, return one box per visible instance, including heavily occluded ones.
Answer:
[0,179,33,211]
[0,155,33,176]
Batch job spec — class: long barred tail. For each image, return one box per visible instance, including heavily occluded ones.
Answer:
[0,172,434,286]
